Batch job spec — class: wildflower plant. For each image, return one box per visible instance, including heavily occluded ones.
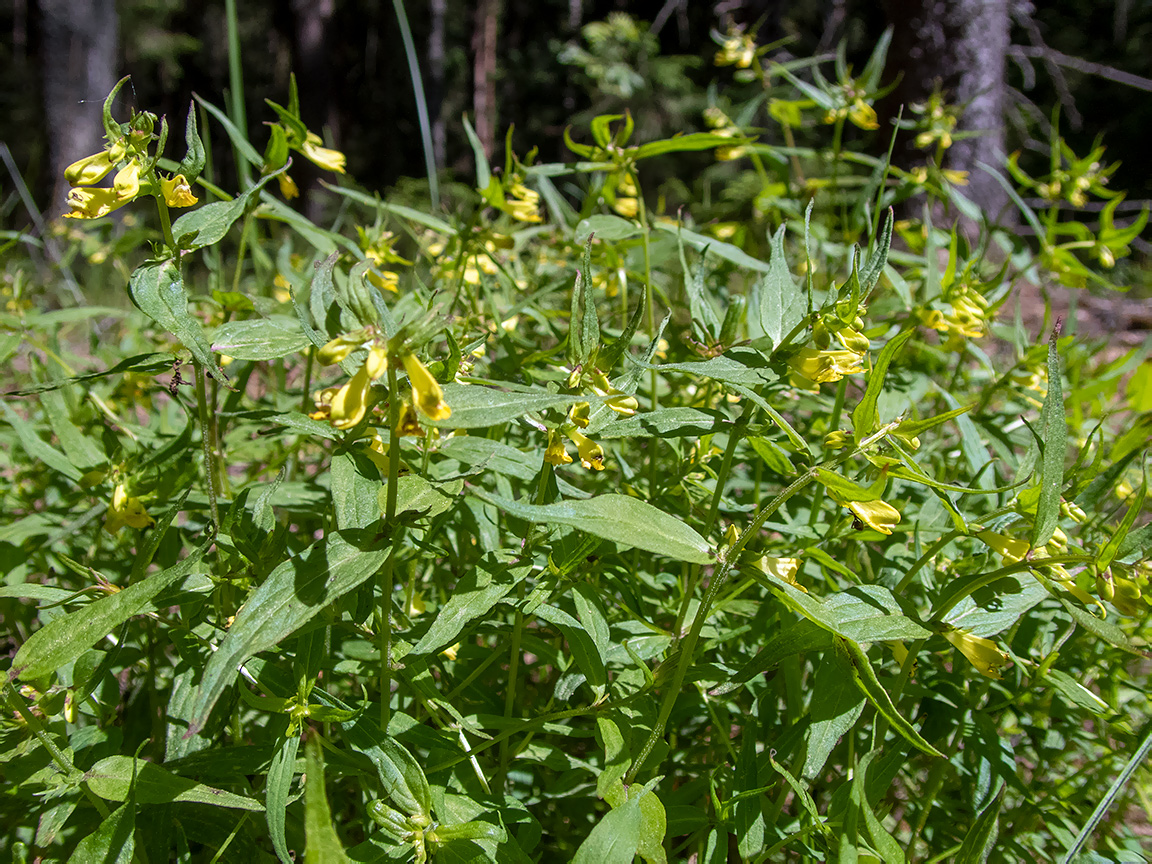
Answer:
[2,22,1152,864]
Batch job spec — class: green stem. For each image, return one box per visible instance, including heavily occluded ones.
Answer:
[193,358,220,529]
[625,421,906,784]
[4,683,111,818]
[379,360,402,730]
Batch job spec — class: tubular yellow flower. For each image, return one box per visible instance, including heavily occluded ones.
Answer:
[64,151,115,186]
[104,484,155,535]
[63,186,127,220]
[113,160,142,201]
[942,627,1009,679]
[396,402,425,437]
[329,363,374,430]
[160,173,198,207]
[301,132,346,173]
[568,402,591,428]
[978,531,1029,563]
[544,430,573,466]
[567,428,605,471]
[714,31,756,68]
[848,499,901,535]
[787,347,866,385]
[507,182,542,223]
[754,556,806,593]
[318,336,360,366]
[612,197,639,219]
[402,354,451,421]
[277,173,300,200]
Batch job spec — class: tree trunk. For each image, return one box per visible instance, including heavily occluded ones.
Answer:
[472,0,501,161]
[883,0,1013,225]
[40,0,118,218]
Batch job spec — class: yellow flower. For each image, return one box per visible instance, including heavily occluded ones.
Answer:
[714,30,756,68]
[402,354,451,421]
[612,196,638,219]
[64,151,115,186]
[568,402,591,429]
[300,131,346,173]
[848,100,878,130]
[544,430,573,466]
[977,531,1029,563]
[848,499,901,535]
[104,484,154,535]
[367,268,400,293]
[396,401,425,437]
[754,556,806,593]
[590,371,638,416]
[329,363,374,430]
[160,173,198,208]
[506,182,542,223]
[942,169,968,186]
[63,186,127,220]
[278,173,300,199]
[942,627,1009,679]
[567,428,604,471]
[787,347,866,385]
[113,160,142,201]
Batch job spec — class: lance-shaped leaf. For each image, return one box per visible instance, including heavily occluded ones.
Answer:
[187,530,389,733]
[1031,326,1067,547]
[472,490,711,564]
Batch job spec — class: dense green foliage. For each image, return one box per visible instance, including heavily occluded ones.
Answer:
[3,17,1152,864]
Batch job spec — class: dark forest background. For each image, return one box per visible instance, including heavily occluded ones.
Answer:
[3,0,1152,226]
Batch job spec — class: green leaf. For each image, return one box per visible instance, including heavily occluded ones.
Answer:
[410,560,528,655]
[1,400,83,483]
[802,651,866,779]
[212,318,308,361]
[11,541,209,682]
[635,131,746,160]
[852,329,912,444]
[717,619,833,695]
[598,282,647,374]
[534,602,608,697]
[597,407,725,439]
[427,384,584,429]
[332,450,382,531]
[84,756,264,810]
[387,475,463,521]
[853,752,905,864]
[304,734,352,864]
[633,788,668,864]
[177,101,206,183]
[128,260,225,383]
[653,223,772,273]
[575,215,642,242]
[573,794,642,864]
[339,715,432,820]
[956,787,1003,864]
[473,490,712,564]
[187,531,390,733]
[1096,467,1146,572]
[757,225,806,354]
[838,637,944,759]
[267,733,302,864]
[569,235,600,368]
[170,171,277,252]
[195,94,264,167]
[462,114,493,191]
[321,182,456,235]
[1032,328,1067,548]
[3,353,172,397]
[66,799,134,864]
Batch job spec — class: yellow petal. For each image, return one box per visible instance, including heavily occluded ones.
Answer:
[301,132,346,173]
[401,354,451,421]
[113,161,142,201]
[544,430,573,465]
[943,627,1009,679]
[567,428,604,471]
[63,186,127,220]
[160,173,198,207]
[329,364,373,430]
[848,499,901,535]
[64,151,115,186]
[277,172,300,199]
[788,347,866,385]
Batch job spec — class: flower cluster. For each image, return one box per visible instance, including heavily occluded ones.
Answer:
[104,483,154,535]
[713,26,757,69]
[263,76,346,198]
[310,332,451,437]
[63,131,196,220]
